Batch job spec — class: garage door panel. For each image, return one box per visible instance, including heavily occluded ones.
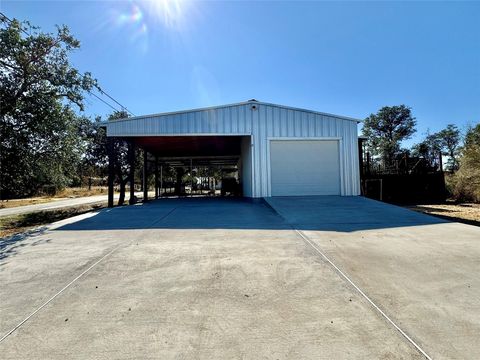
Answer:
[270,140,340,196]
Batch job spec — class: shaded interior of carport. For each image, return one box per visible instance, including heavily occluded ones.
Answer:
[107,135,250,207]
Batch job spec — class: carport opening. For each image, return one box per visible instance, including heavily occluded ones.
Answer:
[131,135,252,198]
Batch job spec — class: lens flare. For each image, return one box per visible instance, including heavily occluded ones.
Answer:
[117,3,143,25]
[146,0,187,29]
[104,0,195,53]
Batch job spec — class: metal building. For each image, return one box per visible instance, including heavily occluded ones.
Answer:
[105,100,361,205]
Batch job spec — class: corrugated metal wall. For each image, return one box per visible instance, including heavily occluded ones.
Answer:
[106,102,360,197]
[107,104,252,136]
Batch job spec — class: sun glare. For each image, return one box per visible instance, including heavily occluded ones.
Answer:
[146,0,187,29]
[105,0,194,53]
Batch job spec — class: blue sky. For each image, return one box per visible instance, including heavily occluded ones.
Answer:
[3,1,480,146]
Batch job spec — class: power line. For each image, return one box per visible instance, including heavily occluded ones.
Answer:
[0,11,29,36]
[1,11,135,117]
[90,93,121,113]
[0,12,12,22]
[97,88,135,116]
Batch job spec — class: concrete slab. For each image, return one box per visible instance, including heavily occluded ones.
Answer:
[266,196,480,360]
[0,198,421,359]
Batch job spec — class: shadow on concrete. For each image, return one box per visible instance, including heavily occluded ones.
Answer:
[53,196,447,233]
[0,227,51,265]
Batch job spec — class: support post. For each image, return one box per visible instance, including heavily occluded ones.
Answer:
[160,165,163,197]
[107,137,115,208]
[366,151,371,176]
[358,138,364,179]
[155,156,159,200]
[128,141,136,205]
[190,158,193,197]
[143,150,148,202]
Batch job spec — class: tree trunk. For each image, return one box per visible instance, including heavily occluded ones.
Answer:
[118,178,127,206]
[175,168,184,196]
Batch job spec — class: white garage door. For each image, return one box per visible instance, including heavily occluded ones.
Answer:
[270,140,341,196]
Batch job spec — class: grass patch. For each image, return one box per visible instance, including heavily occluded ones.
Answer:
[0,203,106,238]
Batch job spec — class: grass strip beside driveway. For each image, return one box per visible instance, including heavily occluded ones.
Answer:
[0,203,106,238]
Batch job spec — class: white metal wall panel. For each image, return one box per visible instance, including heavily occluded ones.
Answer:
[106,101,360,197]
[250,104,360,197]
[270,140,340,196]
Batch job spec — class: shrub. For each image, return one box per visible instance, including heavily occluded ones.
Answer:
[449,124,480,203]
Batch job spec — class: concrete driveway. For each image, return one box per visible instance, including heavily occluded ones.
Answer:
[0,197,479,359]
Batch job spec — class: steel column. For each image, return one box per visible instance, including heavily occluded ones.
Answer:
[107,137,115,208]
[155,156,159,199]
[128,141,136,204]
[143,150,148,202]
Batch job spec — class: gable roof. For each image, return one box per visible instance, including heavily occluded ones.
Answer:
[107,100,362,123]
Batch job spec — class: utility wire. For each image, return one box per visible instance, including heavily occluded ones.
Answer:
[0,11,26,34]
[97,88,135,116]
[1,11,135,117]
[90,93,121,113]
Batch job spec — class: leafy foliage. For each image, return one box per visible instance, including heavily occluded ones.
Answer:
[410,131,442,169]
[79,116,108,186]
[437,124,461,171]
[451,123,480,202]
[0,18,96,199]
[411,124,461,172]
[362,105,417,167]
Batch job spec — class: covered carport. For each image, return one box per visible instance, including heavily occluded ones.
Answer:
[108,135,248,206]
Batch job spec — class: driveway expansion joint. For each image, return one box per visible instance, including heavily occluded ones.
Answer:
[294,228,433,360]
[0,205,179,343]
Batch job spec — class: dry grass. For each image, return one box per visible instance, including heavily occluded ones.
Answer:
[0,187,109,209]
[0,203,106,238]
[55,186,108,198]
[407,203,480,227]
[0,197,55,209]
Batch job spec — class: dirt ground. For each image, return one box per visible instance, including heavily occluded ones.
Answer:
[0,187,108,209]
[407,202,480,227]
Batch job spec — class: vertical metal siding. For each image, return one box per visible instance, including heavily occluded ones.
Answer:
[106,102,360,196]
[253,104,360,196]
[107,104,253,136]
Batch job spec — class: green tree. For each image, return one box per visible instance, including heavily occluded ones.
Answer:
[80,116,108,189]
[0,18,96,198]
[411,131,442,169]
[82,110,136,206]
[362,105,417,167]
[108,111,134,206]
[451,123,480,201]
[437,124,461,171]
[464,123,480,149]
